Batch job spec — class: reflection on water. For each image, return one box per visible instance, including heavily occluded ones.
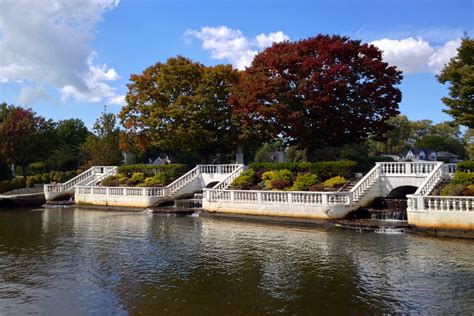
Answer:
[0,208,473,315]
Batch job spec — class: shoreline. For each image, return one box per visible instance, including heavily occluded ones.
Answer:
[39,203,474,239]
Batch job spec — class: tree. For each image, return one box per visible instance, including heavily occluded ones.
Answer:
[0,105,52,179]
[120,56,240,164]
[84,111,122,166]
[437,36,474,127]
[47,119,90,170]
[231,35,403,161]
[464,129,474,160]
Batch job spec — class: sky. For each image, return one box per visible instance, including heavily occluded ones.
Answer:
[0,0,473,128]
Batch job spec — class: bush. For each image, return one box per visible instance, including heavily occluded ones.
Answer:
[309,183,325,192]
[248,161,357,180]
[463,185,474,196]
[101,175,120,187]
[29,162,45,175]
[231,169,257,190]
[118,164,187,176]
[452,171,474,186]
[323,176,347,189]
[457,161,474,172]
[128,172,145,185]
[291,173,319,191]
[0,164,12,181]
[440,184,465,196]
[269,179,291,190]
[41,173,50,183]
[262,169,293,189]
[0,177,26,193]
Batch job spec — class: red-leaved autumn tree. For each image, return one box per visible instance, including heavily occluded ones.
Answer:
[231,34,403,160]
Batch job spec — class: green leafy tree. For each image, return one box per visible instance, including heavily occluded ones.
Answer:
[0,105,52,179]
[47,119,90,170]
[120,56,241,164]
[464,129,474,160]
[84,111,122,166]
[437,36,474,127]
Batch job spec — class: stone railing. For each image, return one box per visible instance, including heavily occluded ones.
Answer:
[212,165,244,190]
[205,189,352,206]
[85,167,118,186]
[350,164,380,201]
[408,195,474,212]
[414,162,444,196]
[45,167,94,193]
[76,164,244,200]
[378,161,438,175]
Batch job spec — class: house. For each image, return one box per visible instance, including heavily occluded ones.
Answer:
[436,151,460,163]
[403,148,437,161]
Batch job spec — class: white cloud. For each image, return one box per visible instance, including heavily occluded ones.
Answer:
[19,86,50,105]
[0,0,122,105]
[185,26,290,70]
[108,94,126,106]
[371,37,461,74]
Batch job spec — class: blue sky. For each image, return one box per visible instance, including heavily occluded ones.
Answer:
[0,0,473,128]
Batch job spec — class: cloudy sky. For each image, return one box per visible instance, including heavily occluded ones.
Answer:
[0,0,472,127]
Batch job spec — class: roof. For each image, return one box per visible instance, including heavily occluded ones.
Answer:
[436,151,459,158]
[403,148,436,156]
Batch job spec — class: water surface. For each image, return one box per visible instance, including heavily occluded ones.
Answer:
[0,208,473,315]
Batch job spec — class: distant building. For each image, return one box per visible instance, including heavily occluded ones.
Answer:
[436,151,460,163]
[403,148,437,161]
[401,148,460,163]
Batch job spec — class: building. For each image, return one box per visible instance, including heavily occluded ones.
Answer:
[403,148,437,161]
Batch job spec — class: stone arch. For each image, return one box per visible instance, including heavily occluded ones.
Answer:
[205,181,220,188]
[386,186,418,199]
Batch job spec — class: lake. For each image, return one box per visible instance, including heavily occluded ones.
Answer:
[0,207,473,315]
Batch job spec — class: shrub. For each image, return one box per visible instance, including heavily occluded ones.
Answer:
[118,176,128,185]
[41,173,50,183]
[309,183,325,192]
[29,162,45,175]
[291,173,319,191]
[118,164,187,176]
[101,175,120,187]
[128,172,145,185]
[263,169,293,189]
[231,169,257,190]
[452,171,474,186]
[269,179,291,190]
[440,184,465,196]
[144,172,174,187]
[463,184,474,196]
[323,176,347,189]
[309,161,356,180]
[457,161,474,172]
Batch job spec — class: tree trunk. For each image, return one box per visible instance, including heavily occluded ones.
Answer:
[22,164,28,182]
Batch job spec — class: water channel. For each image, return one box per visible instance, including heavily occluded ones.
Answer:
[0,207,473,315]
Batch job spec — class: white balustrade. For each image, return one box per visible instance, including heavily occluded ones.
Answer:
[408,195,474,212]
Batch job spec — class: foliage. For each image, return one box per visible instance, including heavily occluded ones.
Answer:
[440,184,465,196]
[118,164,187,176]
[286,146,304,162]
[231,34,402,160]
[269,179,291,190]
[0,164,12,181]
[0,105,54,179]
[83,111,122,166]
[249,161,356,180]
[415,135,465,157]
[101,175,120,187]
[464,184,474,196]
[452,171,474,186]
[309,183,325,192]
[231,169,257,190]
[261,169,293,189]
[323,176,347,189]
[437,36,474,128]
[465,129,474,160]
[457,160,474,172]
[120,56,242,164]
[47,119,90,170]
[0,177,26,194]
[291,173,319,191]
[128,172,145,185]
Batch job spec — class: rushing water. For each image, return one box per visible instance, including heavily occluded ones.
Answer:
[0,207,473,315]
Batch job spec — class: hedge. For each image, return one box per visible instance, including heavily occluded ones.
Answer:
[457,161,474,172]
[118,164,188,176]
[0,177,26,194]
[248,161,357,180]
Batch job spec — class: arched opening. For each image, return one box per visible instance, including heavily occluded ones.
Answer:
[387,186,418,199]
[205,181,220,189]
